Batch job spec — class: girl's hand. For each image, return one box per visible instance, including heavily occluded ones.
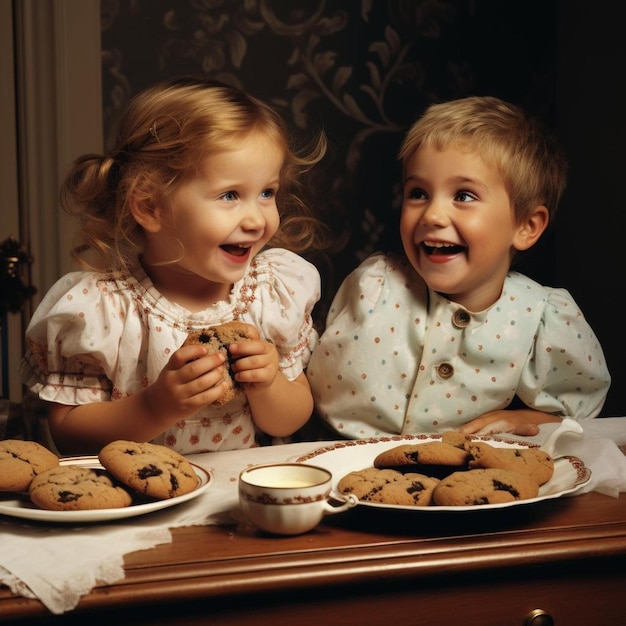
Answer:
[228,325,280,392]
[226,324,312,438]
[145,343,229,425]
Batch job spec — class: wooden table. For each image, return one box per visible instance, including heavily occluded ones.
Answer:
[2,487,625,625]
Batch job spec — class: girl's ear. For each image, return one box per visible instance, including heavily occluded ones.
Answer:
[513,205,549,251]
[129,196,163,233]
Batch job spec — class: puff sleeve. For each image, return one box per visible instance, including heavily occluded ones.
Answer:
[244,249,321,380]
[20,272,143,405]
[517,286,610,419]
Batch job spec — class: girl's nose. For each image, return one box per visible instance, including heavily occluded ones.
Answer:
[241,202,266,231]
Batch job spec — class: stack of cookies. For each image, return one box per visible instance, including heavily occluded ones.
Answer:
[0,439,199,511]
[338,432,555,507]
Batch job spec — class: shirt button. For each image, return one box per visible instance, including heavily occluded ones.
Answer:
[436,362,454,379]
[452,309,471,328]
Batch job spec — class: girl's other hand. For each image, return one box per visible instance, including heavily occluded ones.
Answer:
[228,325,280,391]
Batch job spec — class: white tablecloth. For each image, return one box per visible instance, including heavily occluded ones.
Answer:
[1,419,625,615]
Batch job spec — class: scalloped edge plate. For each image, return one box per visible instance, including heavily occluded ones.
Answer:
[296,434,591,512]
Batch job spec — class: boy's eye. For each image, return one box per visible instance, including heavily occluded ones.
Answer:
[455,191,477,202]
[407,187,427,200]
[221,191,238,201]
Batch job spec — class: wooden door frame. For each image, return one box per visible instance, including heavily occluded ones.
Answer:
[0,0,102,400]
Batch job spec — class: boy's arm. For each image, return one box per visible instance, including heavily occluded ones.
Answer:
[459,408,562,437]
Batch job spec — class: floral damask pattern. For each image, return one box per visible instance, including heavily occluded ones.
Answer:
[100,0,557,322]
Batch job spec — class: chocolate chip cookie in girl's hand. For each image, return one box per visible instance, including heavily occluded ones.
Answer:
[20,76,329,456]
[183,322,252,406]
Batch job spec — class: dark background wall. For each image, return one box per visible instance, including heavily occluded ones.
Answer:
[99,0,624,418]
[554,0,623,418]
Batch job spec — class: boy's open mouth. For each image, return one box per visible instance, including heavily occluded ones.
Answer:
[422,241,465,256]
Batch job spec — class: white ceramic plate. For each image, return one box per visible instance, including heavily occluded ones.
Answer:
[296,434,591,512]
[0,456,213,523]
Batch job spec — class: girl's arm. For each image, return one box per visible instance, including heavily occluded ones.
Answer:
[244,371,314,437]
[228,330,314,437]
[47,346,228,455]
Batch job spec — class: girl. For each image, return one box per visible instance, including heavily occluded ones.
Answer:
[21,76,328,455]
[307,96,610,439]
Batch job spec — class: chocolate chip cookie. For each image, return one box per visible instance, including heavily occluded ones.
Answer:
[373,441,470,478]
[432,468,539,506]
[29,465,132,511]
[99,440,198,499]
[0,439,59,492]
[338,467,439,506]
[466,442,554,485]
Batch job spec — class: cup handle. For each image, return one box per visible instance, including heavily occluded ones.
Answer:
[322,493,359,516]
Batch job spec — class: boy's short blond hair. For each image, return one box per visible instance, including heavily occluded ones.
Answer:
[399,96,568,222]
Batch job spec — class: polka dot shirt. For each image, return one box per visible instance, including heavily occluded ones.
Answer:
[307,253,610,440]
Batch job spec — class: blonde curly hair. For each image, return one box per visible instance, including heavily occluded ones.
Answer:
[61,76,328,273]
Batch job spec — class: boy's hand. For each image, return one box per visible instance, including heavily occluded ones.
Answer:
[459,408,561,437]
[462,417,540,437]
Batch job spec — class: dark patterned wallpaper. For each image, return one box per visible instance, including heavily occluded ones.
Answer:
[100,0,558,323]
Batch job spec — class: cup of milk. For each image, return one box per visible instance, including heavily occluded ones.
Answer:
[238,463,357,535]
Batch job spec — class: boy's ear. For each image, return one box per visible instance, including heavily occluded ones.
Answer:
[129,196,163,233]
[513,205,549,251]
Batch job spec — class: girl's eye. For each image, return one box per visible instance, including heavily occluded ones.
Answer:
[260,188,276,199]
[455,191,477,202]
[221,191,238,201]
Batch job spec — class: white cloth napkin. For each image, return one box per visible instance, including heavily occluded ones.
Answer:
[1,423,625,615]
[504,418,626,498]
[0,441,319,615]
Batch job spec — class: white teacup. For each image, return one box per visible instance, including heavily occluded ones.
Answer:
[238,463,357,535]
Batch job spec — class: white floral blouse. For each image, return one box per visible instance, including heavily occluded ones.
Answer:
[307,253,610,440]
[20,248,320,454]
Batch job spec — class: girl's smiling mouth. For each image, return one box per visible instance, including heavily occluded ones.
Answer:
[220,244,254,263]
[220,244,251,257]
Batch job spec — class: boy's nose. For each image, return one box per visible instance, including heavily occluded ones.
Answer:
[420,199,449,227]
